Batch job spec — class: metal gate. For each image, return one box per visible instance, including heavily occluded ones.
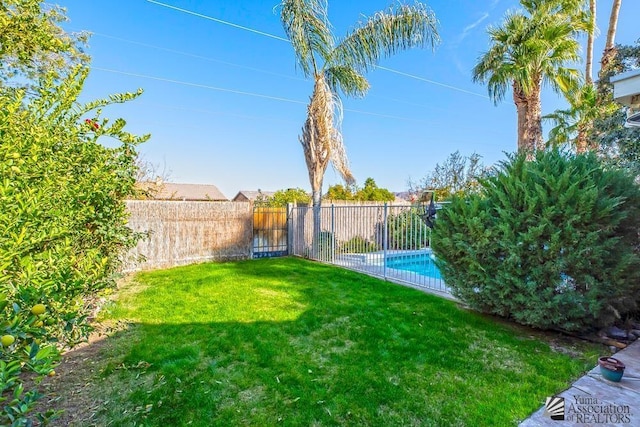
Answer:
[252,206,288,258]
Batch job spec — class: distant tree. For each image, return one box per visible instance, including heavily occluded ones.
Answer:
[132,155,172,199]
[545,0,631,154]
[409,151,488,201]
[325,183,355,201]
[355,178,395,202]
[265,188,311,207]
[325,178,394,202]
[585,0,596,85]
[599,0,622,77]
[545,83,617,152]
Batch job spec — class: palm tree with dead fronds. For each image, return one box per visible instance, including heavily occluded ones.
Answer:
[279,0,439,250]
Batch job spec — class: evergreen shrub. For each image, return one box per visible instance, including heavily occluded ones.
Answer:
[432,150,640,332]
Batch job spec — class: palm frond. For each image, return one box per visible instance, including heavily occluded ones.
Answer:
[300,75,354,187]
[330,3,439,73]
[327,94,355,185]
[544,107,578,147]
[474,6,584,102]
[280,0,334,77]
[473,12,529,104]
[323,66,370,97]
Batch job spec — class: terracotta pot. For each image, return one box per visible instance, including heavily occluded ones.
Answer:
[598,357,625,382]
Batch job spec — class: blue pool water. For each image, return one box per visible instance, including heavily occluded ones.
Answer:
[385,253,443,279]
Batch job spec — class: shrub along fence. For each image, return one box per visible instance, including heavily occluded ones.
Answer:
[289,203,450,296]
[124,200,253,271]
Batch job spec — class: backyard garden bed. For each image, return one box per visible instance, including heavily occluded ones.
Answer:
[36,257,600,426]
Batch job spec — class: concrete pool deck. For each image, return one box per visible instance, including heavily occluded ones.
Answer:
[520,339,640,426]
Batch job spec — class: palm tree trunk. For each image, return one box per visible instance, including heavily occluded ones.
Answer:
[309,160,324,258]
[310,187,322,257]
[523,82,543,156]
[575,122,589,153]
[513,82,530,156]
[301,76,334,258]
[600,0,621,77]
[585,0,596,85]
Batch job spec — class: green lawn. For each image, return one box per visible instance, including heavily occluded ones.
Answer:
[86,257,598,426]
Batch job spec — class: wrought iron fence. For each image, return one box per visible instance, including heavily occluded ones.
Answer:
[253,207,288,258]
[289,203,450,295]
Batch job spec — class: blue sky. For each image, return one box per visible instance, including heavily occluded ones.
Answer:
[58,0,640,199]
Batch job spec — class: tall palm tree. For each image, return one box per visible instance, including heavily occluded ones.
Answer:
[545,84,603,148]
[280,0,439,243]
[585,0,596,84]
[600,0,622,76]
[472,0,583,155]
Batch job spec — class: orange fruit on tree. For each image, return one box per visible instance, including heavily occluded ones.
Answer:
[1,334,15,347]
[31,304,46,315]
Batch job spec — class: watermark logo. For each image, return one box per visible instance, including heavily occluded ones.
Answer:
[544,396,565,421]
[543,395,633,424]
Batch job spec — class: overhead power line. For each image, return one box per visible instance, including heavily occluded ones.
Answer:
[85,31,307,83]
[145,0,489,99]
[375,66,489,99]
[92,67,306,105]
[83,30,449,112]
[146,0,289,42]
[92,67,429,122]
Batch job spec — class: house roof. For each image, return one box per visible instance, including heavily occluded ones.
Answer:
[139,182,228,201]
[611,69,640,107]
[232,190,275,201]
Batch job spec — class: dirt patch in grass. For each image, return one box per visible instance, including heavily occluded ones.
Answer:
[465,307,604,360]
[32,323,126,426]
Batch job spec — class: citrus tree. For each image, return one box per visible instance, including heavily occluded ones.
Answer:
[0,0,88,88]
[0,66,148,424]
[267,188,312,206]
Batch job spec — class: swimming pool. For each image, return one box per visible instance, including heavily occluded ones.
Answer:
[385,252,443,279]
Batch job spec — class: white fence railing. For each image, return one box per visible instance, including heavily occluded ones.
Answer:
[288,203,450,295]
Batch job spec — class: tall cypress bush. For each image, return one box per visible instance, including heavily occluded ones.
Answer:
[432,150,640,332]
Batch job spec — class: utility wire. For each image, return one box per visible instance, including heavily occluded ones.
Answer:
[375,66,489,99]
[92,67,306,105]
[146,0,489,99]
[85,30,448,111]
[146,0,289,42]
[135,100,301,124]
[92,67,429,122]
[93,67,507,135]
[88,31,307,83]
